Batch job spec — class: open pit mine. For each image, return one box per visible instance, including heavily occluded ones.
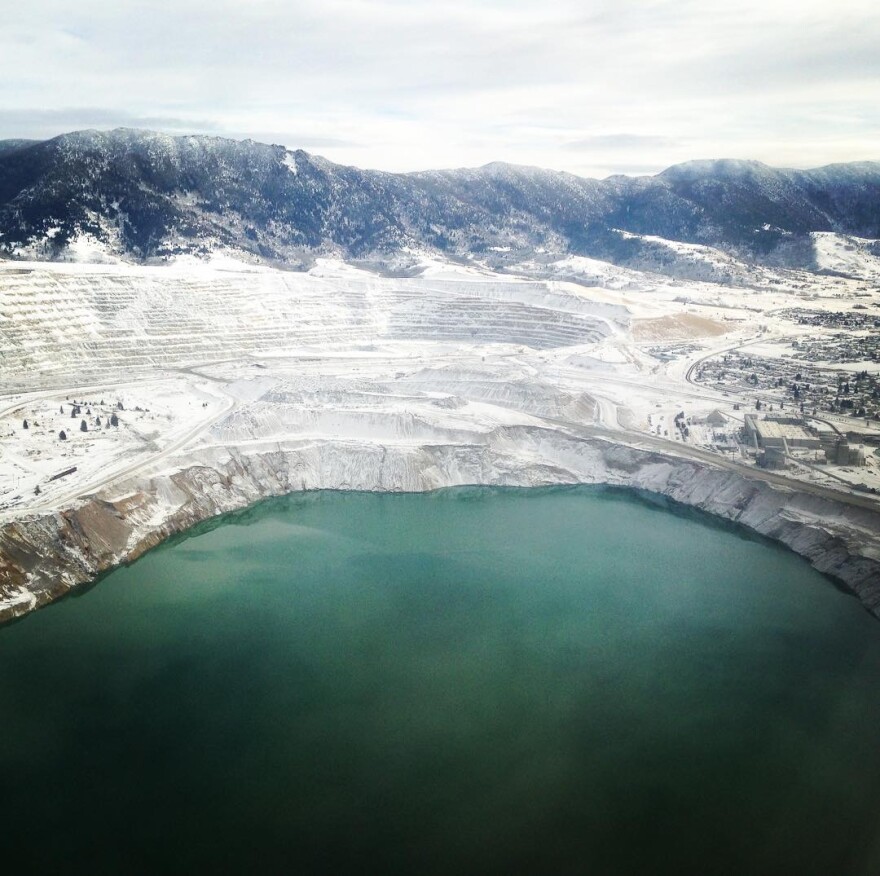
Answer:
[3,247,880,621]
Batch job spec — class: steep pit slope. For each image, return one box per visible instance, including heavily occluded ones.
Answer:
[3,430,880,623]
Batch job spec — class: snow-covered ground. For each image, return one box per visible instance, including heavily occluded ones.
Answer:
[2,244,880,524]
[812,232,880,282]
[0,377,229,514]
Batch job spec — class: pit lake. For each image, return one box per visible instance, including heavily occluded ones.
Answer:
[2,486,880,875]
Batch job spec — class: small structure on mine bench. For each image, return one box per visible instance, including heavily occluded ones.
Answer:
[48,466,77,481]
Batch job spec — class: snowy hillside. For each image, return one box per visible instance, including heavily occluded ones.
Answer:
[812,232,880,281]
[1,129,878,271]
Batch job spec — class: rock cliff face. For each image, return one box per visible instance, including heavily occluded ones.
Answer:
[2,426,880,623]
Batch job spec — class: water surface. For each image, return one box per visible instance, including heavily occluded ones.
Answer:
[2,486,880,875]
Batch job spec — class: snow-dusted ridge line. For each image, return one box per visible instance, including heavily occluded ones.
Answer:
[2,428,880,625]
[2,128,879,273]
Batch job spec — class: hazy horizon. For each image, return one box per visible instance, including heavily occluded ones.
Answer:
[2,126,879,182]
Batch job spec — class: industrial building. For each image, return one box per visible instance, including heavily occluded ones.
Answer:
[743,416,822,451]
[757,447,790,470]
[825,437,868,467]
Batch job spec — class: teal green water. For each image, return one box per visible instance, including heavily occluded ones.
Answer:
[2,486,880,875]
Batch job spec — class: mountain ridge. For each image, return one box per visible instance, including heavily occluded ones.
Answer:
[0,127,878,268]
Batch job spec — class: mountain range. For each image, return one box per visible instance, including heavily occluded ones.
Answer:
[0,128,877,270]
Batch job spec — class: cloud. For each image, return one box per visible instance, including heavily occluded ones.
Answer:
[225,132,364,150]
[599,164,668,177]
[0,0,877,175]
[563,135,682,152]
[0,108,221,140]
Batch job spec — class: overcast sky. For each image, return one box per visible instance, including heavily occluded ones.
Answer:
[1,0,878,177]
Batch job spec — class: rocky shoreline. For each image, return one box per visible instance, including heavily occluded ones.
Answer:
[2,426,880,624]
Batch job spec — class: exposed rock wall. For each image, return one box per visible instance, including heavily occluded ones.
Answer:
[2,427,880,623]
